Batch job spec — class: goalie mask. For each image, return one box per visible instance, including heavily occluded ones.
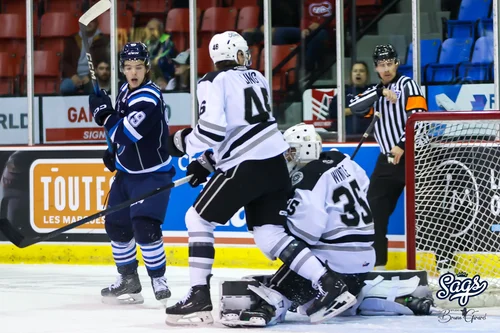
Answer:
[283,123,322,174]
[209,31,251,66]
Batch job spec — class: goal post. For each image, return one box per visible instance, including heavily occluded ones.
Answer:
[406,111,500,306]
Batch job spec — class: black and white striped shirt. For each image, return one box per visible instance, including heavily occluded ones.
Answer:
[184,67,289,171]
[348,74,427,154]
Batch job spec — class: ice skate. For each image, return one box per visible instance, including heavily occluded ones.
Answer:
[101,272,144,305]
[306,265,357,323]
[165,275,213,326]
[404,296,434,315]
[151,276,171,305]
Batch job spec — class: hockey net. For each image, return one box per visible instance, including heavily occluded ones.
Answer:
[406,112,500,308]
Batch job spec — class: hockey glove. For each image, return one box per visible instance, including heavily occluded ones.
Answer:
[166,128,193,157]
[89,89,115,126]
[102,144,117,172]
[186,151,215,187]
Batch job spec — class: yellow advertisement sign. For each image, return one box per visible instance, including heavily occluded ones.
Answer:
[29,159,114,233]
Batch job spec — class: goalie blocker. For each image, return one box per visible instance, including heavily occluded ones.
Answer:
[220,268,435,327]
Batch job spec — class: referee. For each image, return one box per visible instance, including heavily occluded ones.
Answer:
[349,44,427,269]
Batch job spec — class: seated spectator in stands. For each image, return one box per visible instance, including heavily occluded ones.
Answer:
[95,60,111,94]
[242,0,330,72]
[144,18,177,86]
[242,0,300,45]
[328,61,374,135]
[60,18,110,95]
[300,0,334,71]
[165,50,191,92]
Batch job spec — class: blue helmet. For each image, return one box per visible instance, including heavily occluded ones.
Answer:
[120,42,150,70]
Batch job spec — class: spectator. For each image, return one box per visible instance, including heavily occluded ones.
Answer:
[328,61,374,135]
[95,60,111,94]
[60,18,109,95]
[165,50,191,92]
[300,0,334,71]
[242,0,301,46]
[144,18,177,86]
[242,0,330,72]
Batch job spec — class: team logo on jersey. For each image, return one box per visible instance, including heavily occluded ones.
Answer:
[309,1,332,17]
[392,89,401,100]
[291,171,304,186]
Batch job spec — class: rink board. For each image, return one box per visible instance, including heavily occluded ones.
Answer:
[0,144,406,268]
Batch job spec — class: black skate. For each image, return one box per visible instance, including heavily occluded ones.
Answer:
[151,276,171,305]
[165,275,213,326]
[101,272,144,305]
[306,265,357,323]
[404,296,434,315]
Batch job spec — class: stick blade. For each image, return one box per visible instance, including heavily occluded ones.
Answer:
[0,218,26,248]
[79,0,111,26]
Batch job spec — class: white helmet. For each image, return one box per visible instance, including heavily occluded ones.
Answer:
[283,123,322,174]
[208,31,251,66]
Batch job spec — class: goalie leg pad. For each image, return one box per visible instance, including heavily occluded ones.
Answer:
[355,270,434,316]
[219,280,261,316]
[220,282,292,327]
[222,284,292,327]
[359,298,415,316]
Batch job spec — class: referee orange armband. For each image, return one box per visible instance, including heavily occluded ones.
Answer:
[406,95,428,112]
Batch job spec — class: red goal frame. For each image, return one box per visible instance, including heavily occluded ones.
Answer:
[405,111,500,269]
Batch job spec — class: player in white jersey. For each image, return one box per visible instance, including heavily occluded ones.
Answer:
[165,32,356,326]
[219,124,435,327]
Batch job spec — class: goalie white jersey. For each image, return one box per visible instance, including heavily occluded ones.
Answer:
[184,66,289,171]
[286,151,376,274]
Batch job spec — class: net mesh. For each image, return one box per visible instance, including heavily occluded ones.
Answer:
[410,118,500,307]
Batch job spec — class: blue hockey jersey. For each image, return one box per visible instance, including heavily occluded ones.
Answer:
[104,81,173,174]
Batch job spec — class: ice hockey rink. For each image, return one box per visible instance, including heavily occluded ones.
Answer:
[1,264,500,333]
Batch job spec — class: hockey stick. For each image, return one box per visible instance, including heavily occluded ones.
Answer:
[79,0,111,96]
[351,111,381,160]
[0,175,192,248]
[79,1,115,151]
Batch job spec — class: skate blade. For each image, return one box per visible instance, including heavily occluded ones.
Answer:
[220,313,266,328]
[309,291,357,324]
[165,311,214,326]
[101,293,144,305]
[158,298,168,308]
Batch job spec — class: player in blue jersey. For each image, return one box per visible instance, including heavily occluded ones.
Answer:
[89,42,175,305]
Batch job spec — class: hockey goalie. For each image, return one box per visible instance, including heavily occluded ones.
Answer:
[220,123,435,327]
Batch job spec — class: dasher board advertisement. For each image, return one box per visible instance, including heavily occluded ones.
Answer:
[427,83,496,111]
[0,148,112,243]
[0,97,40,145]
[29,159,113,233]
[0,144,405,246]
[41,93,191,144]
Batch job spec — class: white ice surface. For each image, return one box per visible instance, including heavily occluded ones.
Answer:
[0,264,499,333]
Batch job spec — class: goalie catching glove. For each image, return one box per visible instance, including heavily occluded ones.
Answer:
[186,151,216,187]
